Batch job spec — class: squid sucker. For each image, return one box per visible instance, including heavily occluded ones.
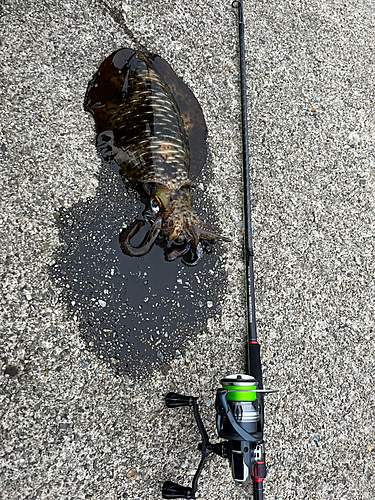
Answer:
[84,48,230,265]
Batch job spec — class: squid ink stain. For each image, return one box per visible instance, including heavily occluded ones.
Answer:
[52,164,226,375]
[51,49,228,376]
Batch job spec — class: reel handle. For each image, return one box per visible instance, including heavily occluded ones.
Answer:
[162,481,194,499]
[165,392,196,408]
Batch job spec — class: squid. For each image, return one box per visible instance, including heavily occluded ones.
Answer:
[84,49,230,265]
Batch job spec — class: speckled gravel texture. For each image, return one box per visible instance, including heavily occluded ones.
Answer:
[1,0,374,499]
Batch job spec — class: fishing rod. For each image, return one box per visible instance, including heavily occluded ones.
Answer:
[161,1,276,499]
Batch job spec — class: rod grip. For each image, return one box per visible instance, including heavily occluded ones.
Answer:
[253,480,264,500]
[248,343,263,389]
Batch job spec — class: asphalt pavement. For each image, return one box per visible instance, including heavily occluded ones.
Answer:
[1,0,374,499]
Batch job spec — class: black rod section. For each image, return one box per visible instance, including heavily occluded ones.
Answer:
[232,0,261,383]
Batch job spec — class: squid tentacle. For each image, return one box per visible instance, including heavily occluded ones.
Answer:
[184,221,199,250]
[182,241,204,267]
[164,242,191,261]
[120,217,162,257]
[194,221,231,242]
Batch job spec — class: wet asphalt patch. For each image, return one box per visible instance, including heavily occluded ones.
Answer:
[51,162,227,376]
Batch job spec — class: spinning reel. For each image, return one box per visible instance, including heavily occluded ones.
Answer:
[162,375,276,499]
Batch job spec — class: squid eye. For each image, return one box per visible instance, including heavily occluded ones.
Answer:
[150,199,160,213]
[144,182,158,195]
[175,235,185,244]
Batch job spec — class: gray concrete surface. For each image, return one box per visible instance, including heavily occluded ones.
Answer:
[1,0,374,499]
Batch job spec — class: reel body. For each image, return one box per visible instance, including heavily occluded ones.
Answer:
[216,374,264,486]
[162,374,267,499]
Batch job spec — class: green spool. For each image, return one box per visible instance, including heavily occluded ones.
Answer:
[221,374,258,402]
[222,385,256,402]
